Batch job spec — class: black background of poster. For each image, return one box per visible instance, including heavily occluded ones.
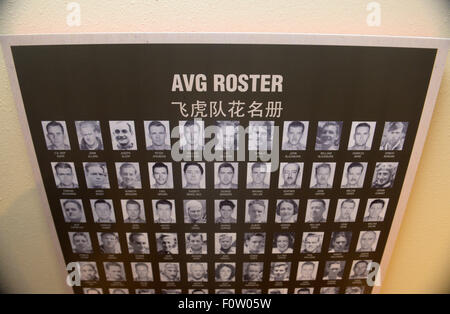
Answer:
[11,44,435,294]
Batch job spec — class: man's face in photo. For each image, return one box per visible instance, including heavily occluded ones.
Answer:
[74,235,88,250]
[113,122,132,147]
[218,166,234,185]
[354,126,370,146]
[328,263,341,277]
[246,235,264,253]
[64,202,82,221]
[304,235,320,253]
[220,125,236,150]
[95,203,111,220]
[161,236,175,251]
[340,201,355,219]
[301,264,314,278]
[86,165,106,187]
[191,264,205,280]
[164,265,178,280]
[361,232,376,250]
[283,163,299,185]
[120,165,137,186]
[80,124,98,147]
[108,266,122,280]
[321,124,338,147]
[247,265,261,280]
[187,203,203,221]
[184,124,200,146]
[376,169,391,185]
[81,265,96,280]
[136,265,149,279]
[251,164,267,184]
[315,166,331,186]
[333,235,347,251]
[287,126,303,146]
[185,165,202,186]
[56,167,74,186]
[273,265,287,280]
[249,204,265,222]
[131,235,148,253]
[387,125,404,146]
[347,166,363,186]
[102,234,117,249]
[153,166,168,186]
[47,125,65,147]
[188,235,203,251]
[369,203,383,218]
[354,262,368,276]
[157,203,172,221]
[219,205,233,219]
[219,236,233,250]
[310,201,325,221]
[149,125,166,146]
[276,236,290,252]
[126,203,140,220]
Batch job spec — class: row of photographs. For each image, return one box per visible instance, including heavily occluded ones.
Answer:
[83,286,365,294]
[61,198,389,224]
[69,230,381,255]
[51,161,400,190]
[42,120,408,152]
[76,260,374,283]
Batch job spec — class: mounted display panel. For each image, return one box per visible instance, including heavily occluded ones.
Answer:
[1,33,448,294]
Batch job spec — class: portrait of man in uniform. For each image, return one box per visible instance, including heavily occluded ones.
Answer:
[341,162,367,189]
[282,121,308,150]
[185,233,207,254]
[363,199,388,222]
[70,232,93,254]
[42,121,71,150]
[214,162,238,189]
[98,232,121,254]
[52,162,78,189]
[152,199,176,224]
[247,162,271,189]
[149,162,173,189]
[127,232,150,254]
[116,162,142,189]
[215,199,237,224]
[244,232,266,254]
[215,233,236,254]
[91,199,115,223]
[132,262,153,282]
[156,233,178,255]
[122,199,145,223]
[296,261,318,281]
[380,121,408,151]
[334,199,359,223]
[109,120,137,150]
[83,162,110,189]
[75,120,103,150]
[104,262,126,281]
[182,162,205,189]
[348,121,376,151]
[61,199,85,223]
[245,200,268,223]
[145,120,171,150]
[278,162,303,189]
[323,261,345,280]
[315,121,342,151]
[305,199,329,223]
[310,162,335,189]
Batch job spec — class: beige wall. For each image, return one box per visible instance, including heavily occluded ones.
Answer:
[0,0,448,293]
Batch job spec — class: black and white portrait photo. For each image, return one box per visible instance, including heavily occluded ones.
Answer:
[109,120,137,150]
[347,121,376,151]
[152,199,176,224]
[243,232,266,254]
[52,162,79,189]
[104,262,126,281]
[215,120,240,151]
[214,199,237,224]
[90,199,116,223]
[242,262,263,282]
[295,287,314,294]
[97,232,121,254]
[323,261,346,280]
[334,199,360,223]
[248,120,274,151]
[159,263,181,282]
[371,162,399,188]
[127,232,150,254]
[328,231,352,253]
[148,162,174,189]
[42,120,71,150]
[301,232,324,254]
[215,289,235,294]
[121,199,146,223]
[309,162,336,189]
[272,232,295,254]
[187,262,208,282]
[131,262,153,282]
[380,121,408,151]
[246,162,271,189]
[349,260,371,279]
[75,120,103,150]
[315,121,343,151]
[215,233,236,254]
[356,230,380,252]
[69,231,93,254]
[278,162,303,189]
[155,233,178,255]
[83,288,103,294]
[181,162,206,189]
[282,121,308,150]
[79,262,99,281]
[183,200,207,223]
[275,199,299,223]
[180,120,205,151]
[60,199,86,223]
[296,261,319,281]
[363,198,388,222]
[305,199,330,223]
[215,263,236,282]
[214,162,238,189]
[144,120,171,150]
[245,199,268,223]
[269,262,291,281]
[341,162,368,188]
[185,233,207,254]
[83,162,110,189]
[115,162,142,189]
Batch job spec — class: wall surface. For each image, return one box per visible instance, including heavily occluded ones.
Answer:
[0,0,448,293]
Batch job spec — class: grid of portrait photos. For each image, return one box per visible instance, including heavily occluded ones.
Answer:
[42,119,410,294]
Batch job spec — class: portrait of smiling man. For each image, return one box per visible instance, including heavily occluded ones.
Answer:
[109,120,137,150]
[149,162,173,189]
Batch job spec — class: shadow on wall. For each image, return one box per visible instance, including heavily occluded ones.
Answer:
[0,187,69,293]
